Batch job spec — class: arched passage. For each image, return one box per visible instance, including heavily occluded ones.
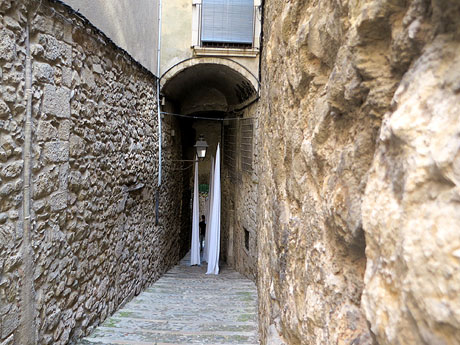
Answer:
[160,59,258,267]
[161,57,259,114]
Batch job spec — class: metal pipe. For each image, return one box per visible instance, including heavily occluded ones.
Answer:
[157,0,163,187]
[155,0,163,225]
[198,3,202,46]
[258,0,265,85]
[19,18,37,345]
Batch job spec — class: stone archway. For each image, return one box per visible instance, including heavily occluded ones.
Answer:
[160,59,258,267]
[160,57,259,115]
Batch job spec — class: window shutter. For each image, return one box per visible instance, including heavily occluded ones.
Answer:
[201,0,254,45]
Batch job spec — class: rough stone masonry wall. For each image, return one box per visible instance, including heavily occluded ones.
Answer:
[0,1,183,345]
[222,104,260,280]
[257,0,460,344]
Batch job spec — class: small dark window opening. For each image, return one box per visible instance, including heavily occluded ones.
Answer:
[244,228,250,251]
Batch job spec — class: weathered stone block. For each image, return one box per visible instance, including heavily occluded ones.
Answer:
[0,0,12,12]
[43,141,69,163]
[30,43,44,57]
[59,163,69,191]
[36,120,57,142]
[3,69,23,85]
[53,320,64,340]
[4,17,21,32]
[4,253,22,272]
[33,62,54,84]
[49,191,67,212]
[55,280,65,297]
[93,64,103,74]
[42,85,70,118]
[58,120,71,141]
[0,182,13,197]
[69,135,85,158]
[0,28,15,62]
[1,310,19,338]
[1,86,17,103]
[60,327,70,344]
[0,161,22,179]
[33,169,58,199]
[61,67,72,88]
[81,67,96,89]
[7,210,18,220]
[38,34,72,64]
[0,100,9,120]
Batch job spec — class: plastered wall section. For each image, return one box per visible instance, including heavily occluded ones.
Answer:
[0,1,183,345]
[160,0,261,80]
[63,0,159,74]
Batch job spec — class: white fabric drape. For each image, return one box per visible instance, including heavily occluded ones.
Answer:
[203,156,214,262]
[206,144,221,275]
[190,156,200,266]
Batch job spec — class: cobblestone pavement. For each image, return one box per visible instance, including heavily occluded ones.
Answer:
[76,253,259,345]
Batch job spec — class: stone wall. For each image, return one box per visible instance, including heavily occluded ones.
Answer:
[257,0,460,344]
[0,2,28,345]
[222,104,259,279]
[0,1,183,345]
[361,28,460,345]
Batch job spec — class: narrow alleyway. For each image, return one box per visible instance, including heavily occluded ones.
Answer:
[76,253,259,345]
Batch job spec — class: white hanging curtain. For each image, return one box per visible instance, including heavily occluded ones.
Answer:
[203,156,214,262]
[190,155,201,266]
[206,144,221,275]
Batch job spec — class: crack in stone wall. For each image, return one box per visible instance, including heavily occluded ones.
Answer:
[0,1,183,344]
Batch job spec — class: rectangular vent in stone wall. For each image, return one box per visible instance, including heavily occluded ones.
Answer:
[240,118,254,173]
[224,122,237,181]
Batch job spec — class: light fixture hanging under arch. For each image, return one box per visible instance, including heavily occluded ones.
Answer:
[194,135,209,159]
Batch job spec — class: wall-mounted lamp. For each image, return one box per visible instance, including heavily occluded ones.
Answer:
[171,135,209,168]
[194,135,208,159]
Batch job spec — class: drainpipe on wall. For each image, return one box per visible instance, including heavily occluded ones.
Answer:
[155,0,163,225]
[19,18,37,345]
[258,0,264,85]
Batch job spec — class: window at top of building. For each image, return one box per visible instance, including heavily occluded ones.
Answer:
[201,0,254,48]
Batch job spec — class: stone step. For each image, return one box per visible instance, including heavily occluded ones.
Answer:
[79,338,258,345]
[92,317,257,331]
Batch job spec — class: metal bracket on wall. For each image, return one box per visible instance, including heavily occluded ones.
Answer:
[123,183,145,193]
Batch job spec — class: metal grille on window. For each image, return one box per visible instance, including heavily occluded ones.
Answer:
[240,118,253,173]
[224,122,237,180]
[201,0,254,46]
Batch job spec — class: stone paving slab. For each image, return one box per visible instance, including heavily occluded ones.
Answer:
[76,253,259,345]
